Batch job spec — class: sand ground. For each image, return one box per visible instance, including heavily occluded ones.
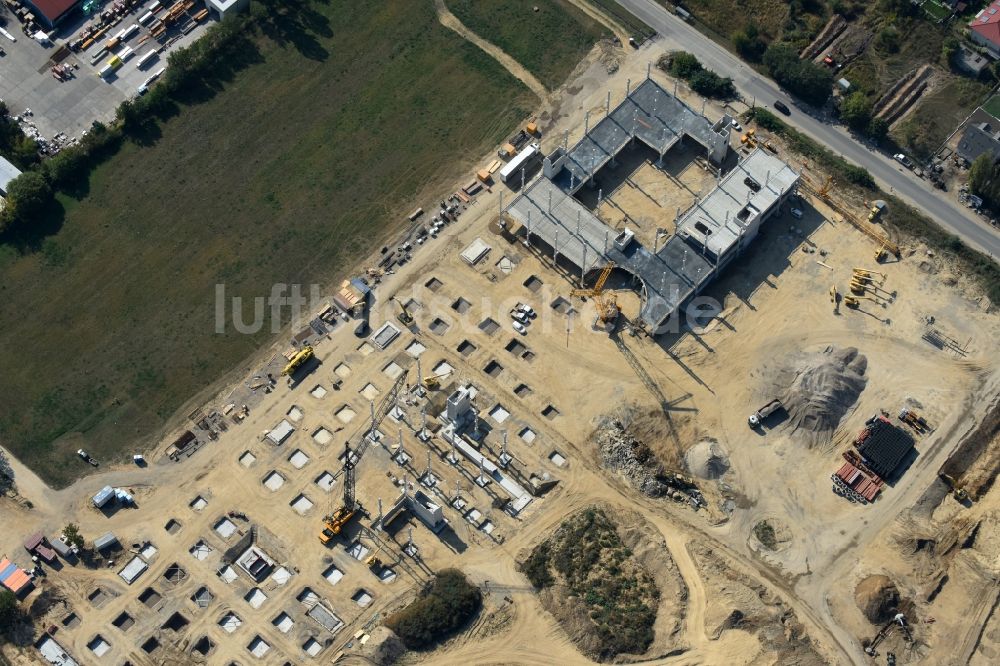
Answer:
[2,19,999,666]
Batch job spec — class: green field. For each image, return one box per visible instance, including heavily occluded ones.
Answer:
[446,0,609,90]
[0,0,535,487]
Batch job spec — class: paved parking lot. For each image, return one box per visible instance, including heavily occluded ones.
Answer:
[0,2,214,141]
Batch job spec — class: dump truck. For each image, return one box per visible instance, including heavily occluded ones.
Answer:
[748,399,782,428]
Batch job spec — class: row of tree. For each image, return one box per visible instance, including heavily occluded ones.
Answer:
[968,153,1000,211]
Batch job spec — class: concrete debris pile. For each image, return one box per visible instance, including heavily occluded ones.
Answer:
[597,417,702,505]
[784,346,868,444]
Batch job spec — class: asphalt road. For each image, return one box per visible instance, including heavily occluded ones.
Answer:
[616,0,1000,259]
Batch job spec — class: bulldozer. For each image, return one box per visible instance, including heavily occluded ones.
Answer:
[938,473,968,502]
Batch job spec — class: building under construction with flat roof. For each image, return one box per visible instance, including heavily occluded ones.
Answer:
[501,74,800,331]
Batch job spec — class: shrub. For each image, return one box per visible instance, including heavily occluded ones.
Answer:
[732,24,767,62]
[2,171,53,230]
[386,569,481,650]
[659,52,735,100]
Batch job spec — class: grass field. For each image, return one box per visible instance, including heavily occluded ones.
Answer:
[445,0,609,90]
[0,0,534,487]
[893,77,991,160]
[982,94,1000,120]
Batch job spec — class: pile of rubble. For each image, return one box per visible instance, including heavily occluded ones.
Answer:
[14,109,79,157]
[597,417,703,506]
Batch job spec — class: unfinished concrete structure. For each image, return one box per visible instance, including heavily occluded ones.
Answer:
[502,75,800,330]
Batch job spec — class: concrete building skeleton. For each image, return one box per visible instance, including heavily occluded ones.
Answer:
[502,73,800,330]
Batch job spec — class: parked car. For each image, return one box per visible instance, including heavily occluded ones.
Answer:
[512,321,527,335]
[517,303,536,318]
[512,311,529,324]
[773,100,791,115]
[730,118,742,131]
[894,153,912,168]
[790,208,804,219]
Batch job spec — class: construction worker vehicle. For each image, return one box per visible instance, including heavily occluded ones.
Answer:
[748,399,783,428]
[422,369,452,390]
[319,505,356,544]
[77,449,99,467]
[282,346,314,377]
[898,408,928,433]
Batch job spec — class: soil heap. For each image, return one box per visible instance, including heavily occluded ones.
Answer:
[784,346,868,444]
[685,439,730,479]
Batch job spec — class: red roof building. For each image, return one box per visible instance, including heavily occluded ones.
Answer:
[970,1,1000,57]
[21,0,81,30]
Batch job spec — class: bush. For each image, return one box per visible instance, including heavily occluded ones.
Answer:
[386,569,481,650]
[1,589,22,637]
[659,52,735,100]
[840,91,873,132]
[763,43,832,106]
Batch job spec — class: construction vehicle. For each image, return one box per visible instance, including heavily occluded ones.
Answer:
[853,267,886,282]
[571,262,619,324]
[830,285,839,303]
[748,399,783,428]
[77,449,99,467]
[898,408,928,433]
[938,473,969,502]
[874,242,893,263]
[422,369,452,390]
[868,200,887,222]
[281,346,314,376]
[392,297,413,326]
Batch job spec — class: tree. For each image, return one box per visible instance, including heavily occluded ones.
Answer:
[3,171,53,222]
[386,569,482,649]
[667,51,702,79]
[941,37,959,69]
[62,523,84,550]
[763,44,832,106]
[866,116,888,140]
[0,589,20,634]
[732,24,767,62]
[840,91,873,132]
[877,26,900,54]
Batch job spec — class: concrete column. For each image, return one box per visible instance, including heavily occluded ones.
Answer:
[576,210,581,236]
[606,90,611,115]
[521,168,525,191]
[626,78,631,97]
[376,498,383,530]
[584,110,590,134]
[581,245,588,282]
[604,230,610,254]
[369,401,377,441]
[554,230,559,261]
[548,189,552,214]
[647,62,651,79]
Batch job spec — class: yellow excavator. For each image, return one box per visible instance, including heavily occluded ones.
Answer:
[844,295,879,309]
[422,369,453,390]
[392,297,413,326]
[319,443,360,544]
[571,262,619,324]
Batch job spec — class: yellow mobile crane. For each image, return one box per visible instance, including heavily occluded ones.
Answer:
[282,346,314,376]
[571,262,619,324]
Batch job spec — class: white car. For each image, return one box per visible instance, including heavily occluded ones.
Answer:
[730,118,742,131]
[894,153,912,168]
[518,304,536,318]
[790,208,803,219]
[512,311,529,324]
[512,321,527,335]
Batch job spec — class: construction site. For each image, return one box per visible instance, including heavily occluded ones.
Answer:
[2,17,1000,666]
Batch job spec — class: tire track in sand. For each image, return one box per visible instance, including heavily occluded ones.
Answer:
[435,0,548,101]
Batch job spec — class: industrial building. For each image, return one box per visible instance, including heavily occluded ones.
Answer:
[17,0,81,30]
[205,0,250,20]
[502,75,799,331]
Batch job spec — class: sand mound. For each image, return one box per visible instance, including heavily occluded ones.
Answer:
[854,575,900,624]
[685,439,730,479]
[784,346,867,443]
